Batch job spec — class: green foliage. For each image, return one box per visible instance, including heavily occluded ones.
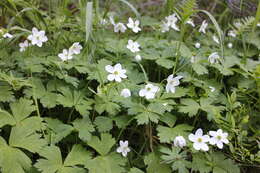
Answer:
[0,0,259,172]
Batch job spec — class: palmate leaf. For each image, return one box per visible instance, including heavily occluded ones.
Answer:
[94,116,113,132]
[157,124,192,143]
[144,153,171,173]
[129,167,145,173]
[86,153,126,173]
[35,145,91,173]
[72,117,95,142]
[87,133,115,156]
[178,99,200,117]
[44,118,74,144]
[0,84,15,102]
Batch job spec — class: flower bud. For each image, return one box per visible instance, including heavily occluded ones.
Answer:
[174,136,186,148]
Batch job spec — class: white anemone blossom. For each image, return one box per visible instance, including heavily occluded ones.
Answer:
[165,13,180,31]
[161,21,170,33]
[228,30,236,38]
[195,42,201,49]
[199,20,208,34]
[58,49,73,61]
[127,17,141,33]
[19,40,30,52]
[209,129,229,149]
[69,42,82,55]
[114,23,127,33]
[105,63,127,82]
[135,54,142,61]
[166,75,183,93]
[3,33,13,38]
[209,86,215,92]
[116,140,130,157]
[139,83,160,99]
[208,52,220,64]
[127,40,140,53]
[27,27,48,47]
[174,136,186,148]
[227,42,233,48]
[120,88,131,98]
[189,128,210,151]
[186,19,195,27]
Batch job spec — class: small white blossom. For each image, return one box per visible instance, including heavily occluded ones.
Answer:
[3,33,13,38]
[189,128,210,151]
[209,86,215,92]
[228,30,236,38]
[227,42,233,48]
[139,83,160,99]
[161,21,170,33]
[120,88,131,98]
[234,22,242,28]
[19,40,30,52]
[58,49,73,61]
[27,27,48,47]
[186,19,195,27]
[209,129,229,149]
[190,56,196,63]
[116,140,130,157]
[135,54,142,61]
[127,40,140,53]
[165,14,179,31]
[166,75,183,93]
[105,63,127,82]
[114,23,127,33]
[199,20,208,34]
[195,42,201,49]
[212,35,220,44]
[109,16,115,26]
[127,18,141,33]
[208,52,220,64]
[174,136,186,148]
[257,23,260,27]
[69,42,82,55]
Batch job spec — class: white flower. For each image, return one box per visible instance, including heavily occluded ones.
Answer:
[189,128,210,151]
[212,35,220,44]
[114,23,127,33]
[161,21,170,33]
[135,54,142,61]
[199,20,208,34]
[69,42,82,55]
[58,49,73,61]
[116,140,130,157]
[209,86,215,92]
[105,63,127,82]
[228,30,236,38]
[165,14,179,31]
[27,27,48,47]
[127,18,141,33]
[195,42,201,49]
[174,136,186,148]
[166,75,183,93]
[227,42,233,48]
[139,83,160,99]
[257,23,260,27]
[3,33,13,38]
[209,129,229,149]
[190,56,196,63]
[186,19,195,27]
[109,16,115,25]
[19,40,30,52]
[120,88,131,98]
[127,40,140,53]
[208,52,220,64]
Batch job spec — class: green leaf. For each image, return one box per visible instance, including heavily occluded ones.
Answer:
[129,167,145,173]
[156,58,174,69]
[179,99,200,117]
[87,133,116,156]
[86,153,126,173]
[35,145,91,173]
[0,137,32,173]
[191,153,211,173]
[72,117,94,142]
[0,109,15,127]
[192,63,208,75]
[94,116,113,132]
[0,85,14,102]
[159,113,177,128]
[157,124,193,143]
[45,118,74,144]
[144,153,171,173]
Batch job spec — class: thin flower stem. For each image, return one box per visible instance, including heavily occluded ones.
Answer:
[137,62,148,82]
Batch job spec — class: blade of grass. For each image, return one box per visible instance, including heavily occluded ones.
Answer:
[252,1,260,32]
[85,2,93,43]
[119,0,140,18]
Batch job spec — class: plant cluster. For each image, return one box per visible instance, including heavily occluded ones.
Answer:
[0,0,260,173]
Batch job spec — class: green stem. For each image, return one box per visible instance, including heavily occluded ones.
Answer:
[138,62,148,83]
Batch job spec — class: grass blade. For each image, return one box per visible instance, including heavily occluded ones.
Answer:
[85,2,93,43]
